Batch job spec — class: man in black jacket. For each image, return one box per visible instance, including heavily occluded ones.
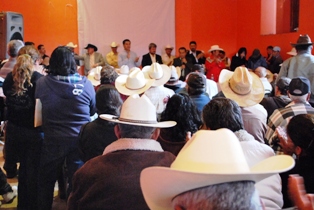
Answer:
[187,41,206,64]
[141,43,162,67]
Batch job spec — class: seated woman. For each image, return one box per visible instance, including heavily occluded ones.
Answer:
[79,85,123,162]
[158,93,202,156]
[277,114,314,208]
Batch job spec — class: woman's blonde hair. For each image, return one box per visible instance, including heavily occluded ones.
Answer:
[12,54,34,96]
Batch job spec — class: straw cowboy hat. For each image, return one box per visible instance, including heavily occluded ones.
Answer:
[110,42,119,48]
[116,65,129,75]
[65,42,77,48]
[140,129,295,210]
[115,67,155,95]
[219,66,264,107]
[100,94,176,128]
[164,44,174,49]
[208,45,224,52]
[287,48,297,56]
[291,34,313,47]
[168,66,181,82]
[142,63,171,86]
[87,66,102,86]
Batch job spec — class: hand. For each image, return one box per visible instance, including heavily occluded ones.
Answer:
[288,174,314,210]
[92,64,98,68]
[181,58,187,63]
[134,57,139,62]
[276,126,295,155]
[197,53,204,59]
[167,60,173,66]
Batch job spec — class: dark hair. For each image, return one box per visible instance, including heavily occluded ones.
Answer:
[192,64,205,74]
[148,43,157,49]
[122,39,130,45]
[202,98,243,132]
[100,66,118,84]
[118,124,155,139]
[37,44,44,50]
[49,46,77,76]
[287,114,314,157]
[178,47,187,52]
[267,46,273,50]
[160,94,202,142]
[96,85,122,115]
[237,47,247,56]
[189,41,197,45]
[295,45,312,51]
[25,41,35,46]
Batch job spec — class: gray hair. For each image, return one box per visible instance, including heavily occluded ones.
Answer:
[289,93,308,103]
[118,124,155,139]
[7,40,24,57]
[171,181,263,210]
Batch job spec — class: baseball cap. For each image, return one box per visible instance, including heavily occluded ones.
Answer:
[273,46,281,52]
[276,77,291,90]
[289,77,311,96]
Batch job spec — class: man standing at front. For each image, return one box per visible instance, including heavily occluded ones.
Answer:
[118,39,140,68]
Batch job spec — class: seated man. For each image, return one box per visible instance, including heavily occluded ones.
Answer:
[140,129,294,210]
[141,43,162,67]
[173,47,193,81]
[68,94,176,210]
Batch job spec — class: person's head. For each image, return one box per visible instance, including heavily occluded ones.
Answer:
[160,94,202,142]
[123,39,131,51]
[18,46,41,65]
[219,50,226,59]
[275,77,291,96]
[251,49,261,58]
[186,72,205,95]
[37,44,46,55]
[96,85,122,115]
[266,46,273,55]
[288,77,311,103]
[165,48,173,55]
[254,67,267,78]
[211,50,220,57]
[172,181,261,210]
[189,41,197,52]
[238,47,247,58]
[292,34,313,52]
[287,114,314,158]
[12,54,34,96]
[148,43,157,55]
[7,40,24,58]
[202,97,243,132]
[49,46,77,76]
[272,46,281,57]
[116,124,157,139]
[24,41,35,46]
[100,65,119,84]
[178,47,187,58]
[110,41,118,53]
[192,64,205,75]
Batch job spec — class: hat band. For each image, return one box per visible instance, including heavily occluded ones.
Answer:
[125,83,146,90]
[118,117,157,124]
[228,80,251,96]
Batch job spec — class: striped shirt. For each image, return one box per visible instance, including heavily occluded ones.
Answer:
[266,101,314,154]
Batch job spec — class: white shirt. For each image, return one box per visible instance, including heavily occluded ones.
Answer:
[162,54,175,66]
[150,54,156,63]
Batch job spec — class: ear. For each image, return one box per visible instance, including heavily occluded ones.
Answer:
[114,125,121,139]
[174,205,184,210]
[295,146,302,157]
[151,128,160,140]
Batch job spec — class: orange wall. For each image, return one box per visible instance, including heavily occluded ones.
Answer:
[1,0,314,61]
[0,0,78,56]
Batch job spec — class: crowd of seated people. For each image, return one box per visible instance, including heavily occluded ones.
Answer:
[0,34,313,210]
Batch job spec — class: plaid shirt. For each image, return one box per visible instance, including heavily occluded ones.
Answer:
[53,73,82,83]
[265,101,314,154]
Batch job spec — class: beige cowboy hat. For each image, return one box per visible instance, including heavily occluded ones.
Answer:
[208,45,224,52]
[100,94,176,128]
[115,67,155,95]
[116,65,129,75]
[164,44,174,49]
[110,41,119,48]
[142,63,171,86]
[287,48,297,56]
[140,129,295,210]
[168,66,181,82]
[87,66,102,86]
[219,66,264,107]
[65,42,77,48]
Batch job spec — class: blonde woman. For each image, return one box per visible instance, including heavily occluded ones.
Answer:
[3,53,43,209]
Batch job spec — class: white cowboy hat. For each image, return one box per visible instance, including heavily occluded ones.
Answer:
[140,129,295,210]
[100,94,176,128]
[208,45,224,52]
[65,42,77,48]
[168,66,181,82]
[115,67,155,95]
[110,41,119,48]
[287,48,297,56]
[116,65,129,75]
[219,67,264,107]
[87,66,102,86]
[164,44,174,49]
[142,63,171,86]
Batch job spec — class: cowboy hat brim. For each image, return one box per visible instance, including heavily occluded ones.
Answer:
[219,69,264,107]
[290,42,313,47]
[87,68,100,86]
[100,114,176,128]
[140,155,294,210]
[142,64,172,87]
[208,47,224,52]
[115,75,155,95]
